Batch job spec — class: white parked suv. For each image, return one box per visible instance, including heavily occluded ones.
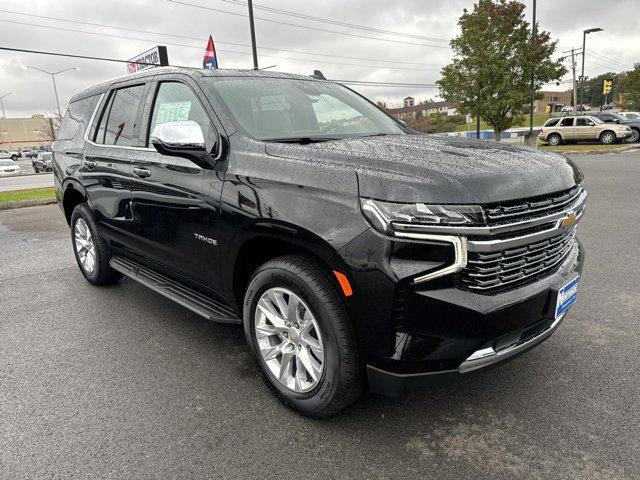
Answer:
[0,149,22,161]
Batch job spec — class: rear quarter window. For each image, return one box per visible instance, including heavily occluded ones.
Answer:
[544,118,560,127]
[56,95,100,141]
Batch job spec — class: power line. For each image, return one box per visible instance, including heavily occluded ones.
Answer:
[0,45,439,90]
[218,0,450,43]
[588,50,633,69]
[167,0,451,49]
[0,19,442,72]
[0,10,446,68]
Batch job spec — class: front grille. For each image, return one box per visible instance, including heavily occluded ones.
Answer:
[460,229,577,293]
[485,185,583,224]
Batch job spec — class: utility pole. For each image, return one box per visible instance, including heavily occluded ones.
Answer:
[476,115,480,140]
[247,0,259,70]
[528,0,537,136]
[564,48,580,114]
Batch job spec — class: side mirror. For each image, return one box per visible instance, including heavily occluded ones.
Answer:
[150,121,222,169]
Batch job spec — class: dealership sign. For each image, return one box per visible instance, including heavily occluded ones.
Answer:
[127,46,169,73]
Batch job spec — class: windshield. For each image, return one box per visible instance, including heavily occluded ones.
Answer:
[590,116,604,124]
[0,160,16,166]
[40,153,53,160]
[625,113,639,119]
[205,77,405,141]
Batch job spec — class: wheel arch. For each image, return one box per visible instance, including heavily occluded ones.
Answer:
[230,225,352,312]
[61,180,89,225]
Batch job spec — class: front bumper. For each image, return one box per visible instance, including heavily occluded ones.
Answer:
[365,239,584,396]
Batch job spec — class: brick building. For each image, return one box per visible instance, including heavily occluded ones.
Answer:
[0,115,55,150]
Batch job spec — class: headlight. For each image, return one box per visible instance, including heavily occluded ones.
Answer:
[361,198,484,234]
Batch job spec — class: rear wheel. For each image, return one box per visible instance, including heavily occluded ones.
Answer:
[10,154,17,161]
[547,133,562,146]
[70,203,122,285]
[625,128,640,143]
[600,131,616,145]
[243,255,363,417]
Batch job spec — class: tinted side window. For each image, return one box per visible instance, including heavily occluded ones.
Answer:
[576,118,592,127]
[560,117,574,127]
[57,95,99,141]
[95,85,145,146]
[545,118,560,127]
[147,82,212,145]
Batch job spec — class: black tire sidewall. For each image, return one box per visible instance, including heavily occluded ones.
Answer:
[244,264,347,415]
[69,203,119,285]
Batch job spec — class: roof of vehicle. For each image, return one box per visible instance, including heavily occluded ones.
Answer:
[70,66,323,103]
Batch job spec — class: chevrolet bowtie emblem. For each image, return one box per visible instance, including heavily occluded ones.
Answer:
[560,211,577,228]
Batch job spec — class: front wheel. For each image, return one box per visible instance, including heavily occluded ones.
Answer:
[10,155,18,161]
[243,255,363,417]
[70,203,122,285]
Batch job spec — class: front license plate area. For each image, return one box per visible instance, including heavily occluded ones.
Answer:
[555,275,580,319]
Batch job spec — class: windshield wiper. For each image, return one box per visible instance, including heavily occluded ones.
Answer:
[262,136,339,144]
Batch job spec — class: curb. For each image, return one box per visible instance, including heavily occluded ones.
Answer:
[544,144,640,155]
[0,197,57,210]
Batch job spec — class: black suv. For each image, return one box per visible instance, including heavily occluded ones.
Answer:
[52,67,586,417]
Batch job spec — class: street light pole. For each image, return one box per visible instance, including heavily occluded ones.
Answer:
[247,0,259,70]
[580,28,604,107]
[0,91,14,150]
[25,66,79,118]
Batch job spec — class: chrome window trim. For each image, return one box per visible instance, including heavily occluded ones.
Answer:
[392,190,587,237]
[393,232,468,284]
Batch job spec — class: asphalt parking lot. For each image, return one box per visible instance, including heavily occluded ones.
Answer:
[1,152,639,479]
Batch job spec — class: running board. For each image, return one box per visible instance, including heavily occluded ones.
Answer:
[109,256,241,325]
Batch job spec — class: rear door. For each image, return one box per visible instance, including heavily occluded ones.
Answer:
[128,76,225,291]
[558,116,575,140]
[82,82,149,251]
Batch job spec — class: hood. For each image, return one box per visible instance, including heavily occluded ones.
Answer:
[264,134,582,204]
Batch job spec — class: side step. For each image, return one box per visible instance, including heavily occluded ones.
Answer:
[109,256,241,325]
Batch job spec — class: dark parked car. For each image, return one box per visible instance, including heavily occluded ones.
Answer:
[52,67,586,417]
[32,152,53,173]
[592,112,640,143]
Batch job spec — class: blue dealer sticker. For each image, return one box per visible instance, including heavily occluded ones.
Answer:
[555,276,580,319]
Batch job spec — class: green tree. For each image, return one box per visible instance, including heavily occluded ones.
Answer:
[376,100,388,110]
[619,64,640,110]
[437,0,566,140]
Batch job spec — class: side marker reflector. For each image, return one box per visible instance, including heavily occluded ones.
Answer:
[332,270,353,297]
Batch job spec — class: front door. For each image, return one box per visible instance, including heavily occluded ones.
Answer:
[574,117,596,141]
[129,79,224,291]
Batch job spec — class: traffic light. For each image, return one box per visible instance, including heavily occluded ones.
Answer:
[603,79,613,95]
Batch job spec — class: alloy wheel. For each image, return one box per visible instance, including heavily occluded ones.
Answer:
[254,287,325,393]
[74,218,96,274]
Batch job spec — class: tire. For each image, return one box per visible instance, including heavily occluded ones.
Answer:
[33,166,39,173]
[547,133,562,146]
[10,154,17,161]
[600,131,616,145]
[70,203,122,286]
[243,255,363,418]
[625,128,640,143]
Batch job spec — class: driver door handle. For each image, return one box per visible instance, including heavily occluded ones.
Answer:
[133,167,151,178]
[84,160,97,169]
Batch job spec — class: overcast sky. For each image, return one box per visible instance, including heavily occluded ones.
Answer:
[0,0,638,117]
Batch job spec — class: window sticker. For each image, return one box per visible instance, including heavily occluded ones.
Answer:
[156,101,192,124]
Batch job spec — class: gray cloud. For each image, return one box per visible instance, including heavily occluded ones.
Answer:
[0,0,637,117]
